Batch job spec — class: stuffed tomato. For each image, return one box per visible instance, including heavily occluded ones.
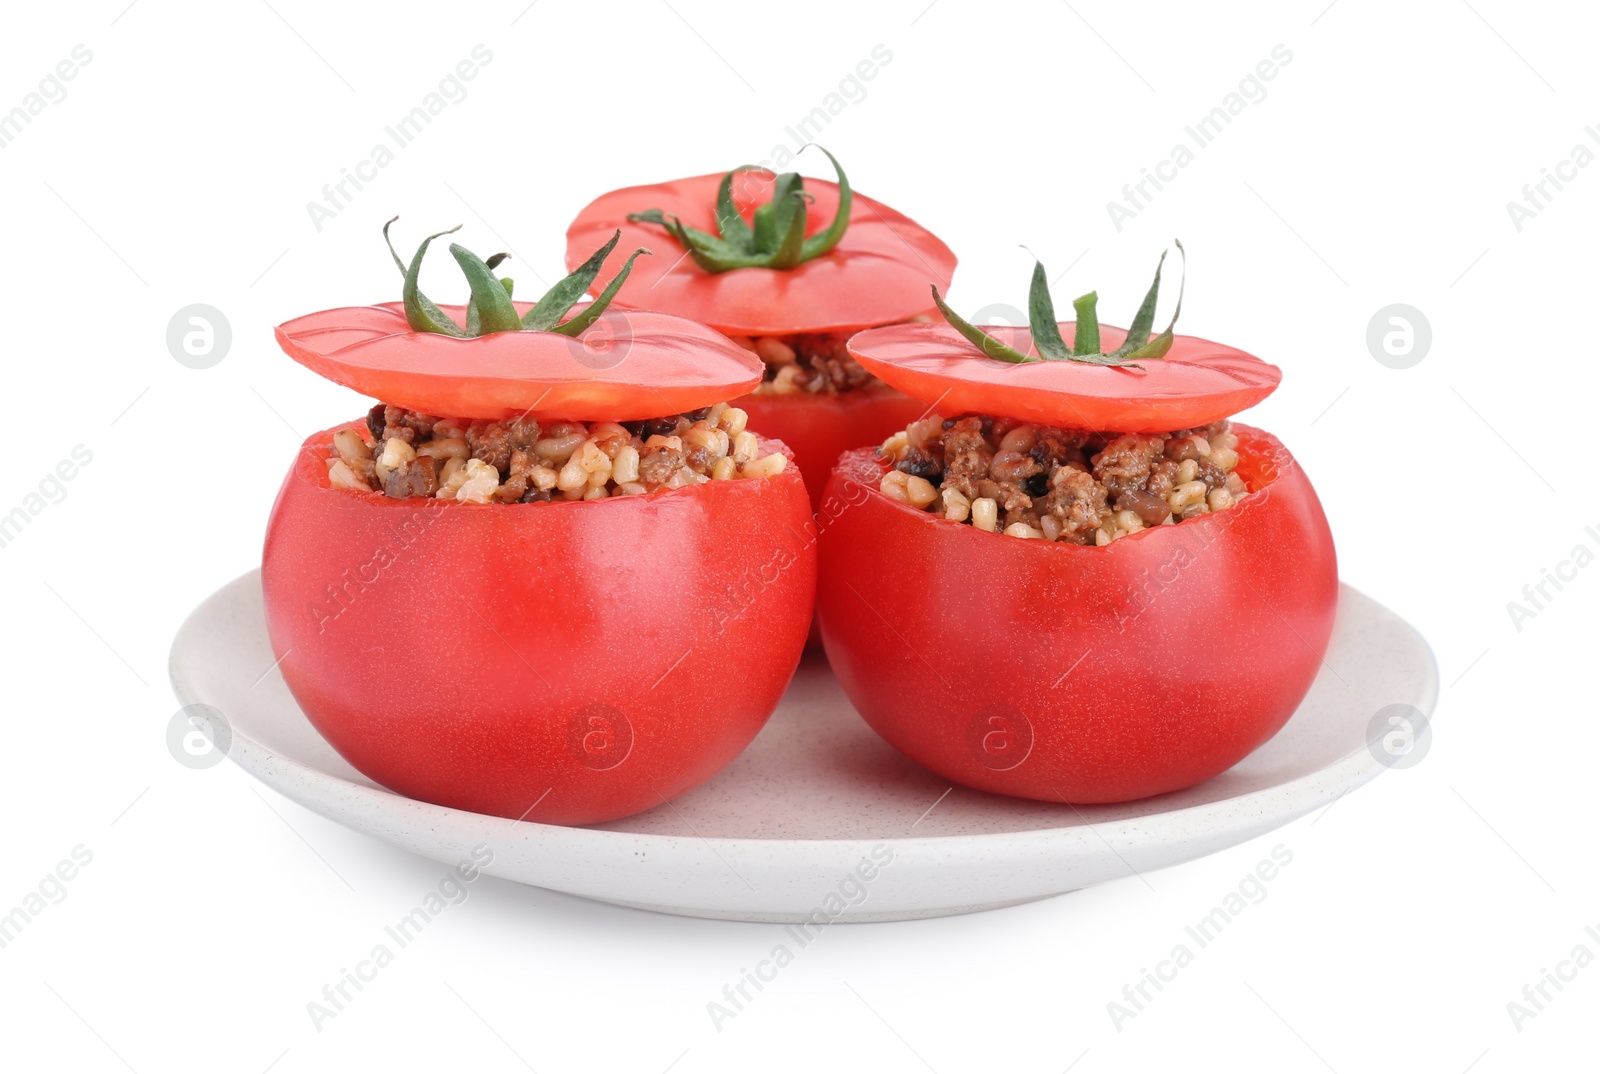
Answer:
[262,223,815,825]
[564,149,957,513]
[816,245,1339,803]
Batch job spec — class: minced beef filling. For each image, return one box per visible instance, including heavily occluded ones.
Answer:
[729,318,929,396]
[877,416,1249,545]
[727,331,873,394]
[324,403,787,502]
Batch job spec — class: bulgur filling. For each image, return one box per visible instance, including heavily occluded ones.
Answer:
[325,403,787,502]
[731,317,930,396]
[877,416,1249,545]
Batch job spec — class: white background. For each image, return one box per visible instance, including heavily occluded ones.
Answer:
[1,0,1594,1070]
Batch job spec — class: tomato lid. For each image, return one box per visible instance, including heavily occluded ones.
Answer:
[276,303,761,422]
[847,243,1281,433]
[273,221,762,422]
[848,323,1280,433]
[564,149,957,336]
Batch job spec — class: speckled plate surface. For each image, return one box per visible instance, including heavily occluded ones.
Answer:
[169,571,1436,922]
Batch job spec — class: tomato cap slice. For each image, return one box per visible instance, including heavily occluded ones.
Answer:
[274,301,762,422]
[565,171,957,335]
[847,321,1282,433]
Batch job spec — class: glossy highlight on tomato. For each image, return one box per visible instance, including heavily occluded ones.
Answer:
[816,425,1338,803]
[263,424,816,825]
[848,321,1281,434]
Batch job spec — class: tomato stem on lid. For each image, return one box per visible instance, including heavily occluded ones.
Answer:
[1070,292,1101,356]
[626,146,853,273]
[931,241,1186,368]
[451,242,522,335]
[548,245,650,338]
[384,219,467,337]
[384,219,649,338]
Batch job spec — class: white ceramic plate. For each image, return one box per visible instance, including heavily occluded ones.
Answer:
[169,572,1435,922]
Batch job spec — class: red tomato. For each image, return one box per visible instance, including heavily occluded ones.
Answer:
[564,171,957,336]
[816,425,1338,803]
[275,302,762,423]
[263,424,815,825]
[848,321,1282,434]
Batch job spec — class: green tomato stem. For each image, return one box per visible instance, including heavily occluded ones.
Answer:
[934,242,1186,370]
[383,220,649,341]
[930,285,1039,364]
[1071,292,1100,356]
[627,145,853,273]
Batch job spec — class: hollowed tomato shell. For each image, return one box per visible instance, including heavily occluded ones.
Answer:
[565,171,958,336]
[262,424,816,825]
[816,424,1338,803]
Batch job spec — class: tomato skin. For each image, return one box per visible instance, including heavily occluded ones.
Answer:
[848,321,1282,434]
[262,425,815,825]
[816,424,1337,803]
[734,384,930,515]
